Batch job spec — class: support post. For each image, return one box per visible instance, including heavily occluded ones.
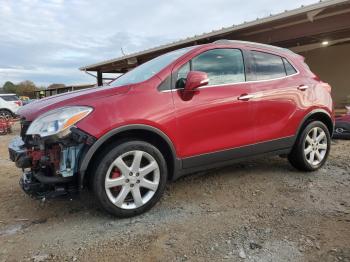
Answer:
[97,71,103,86]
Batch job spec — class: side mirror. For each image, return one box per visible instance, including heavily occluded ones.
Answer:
[184,71,209,92]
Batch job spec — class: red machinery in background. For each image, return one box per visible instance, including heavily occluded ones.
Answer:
[0,116,15,135]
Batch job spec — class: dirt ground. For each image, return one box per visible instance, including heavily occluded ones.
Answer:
[0,124,349,262]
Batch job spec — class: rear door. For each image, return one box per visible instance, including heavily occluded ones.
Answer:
[248,50,301,143]
[172,48,255,167]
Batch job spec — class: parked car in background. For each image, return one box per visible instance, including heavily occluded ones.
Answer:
[9,40,334,217]
[19,96,31,106]
[0,94,22,118]
[334,110,350,139]
[24,98,38,105]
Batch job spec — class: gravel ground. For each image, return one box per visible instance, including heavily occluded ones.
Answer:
[0,124,349,262]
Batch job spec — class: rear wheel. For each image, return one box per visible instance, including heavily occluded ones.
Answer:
[92,140,167,217]
[288,121,331,171]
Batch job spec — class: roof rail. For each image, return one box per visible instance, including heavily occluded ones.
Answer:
[214,39,296,55]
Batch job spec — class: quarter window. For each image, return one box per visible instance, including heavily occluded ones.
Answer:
[283,58,297,75]
[251,51,286,80]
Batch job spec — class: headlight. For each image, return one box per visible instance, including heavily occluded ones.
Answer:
[26,106,93,137]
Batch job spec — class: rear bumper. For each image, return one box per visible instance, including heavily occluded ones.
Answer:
[333,131,350,139]
[333,122,350,139]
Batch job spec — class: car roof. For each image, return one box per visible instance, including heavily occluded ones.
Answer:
[203,39,301,59]
[0,93,17,96]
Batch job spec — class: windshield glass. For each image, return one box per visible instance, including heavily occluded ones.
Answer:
[110,46,195,86]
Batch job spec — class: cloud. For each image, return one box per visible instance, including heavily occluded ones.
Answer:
[0,0,318,86]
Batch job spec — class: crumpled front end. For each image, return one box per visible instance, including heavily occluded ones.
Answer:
[9,118,95,199]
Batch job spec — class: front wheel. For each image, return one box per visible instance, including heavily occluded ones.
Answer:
[0,110,12,119]
[288,121,331,171]
[92,140,168,217]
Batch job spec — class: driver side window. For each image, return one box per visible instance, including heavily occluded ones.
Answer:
[176,49,245,87]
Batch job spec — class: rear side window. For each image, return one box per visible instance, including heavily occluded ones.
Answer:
[283,58,297,75]
[191,49,245,86]
[251,51,286,80]
[0,95,19,101]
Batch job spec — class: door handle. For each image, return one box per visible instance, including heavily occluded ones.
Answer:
[298,85,309,91]
[238,94,255,101]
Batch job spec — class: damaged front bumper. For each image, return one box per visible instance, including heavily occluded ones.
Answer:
[8,127,95,199]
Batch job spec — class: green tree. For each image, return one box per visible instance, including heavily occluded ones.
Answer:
[2,81,16,93]
[16,80,38,98]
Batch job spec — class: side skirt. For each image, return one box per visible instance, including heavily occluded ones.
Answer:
[173,136,295,180]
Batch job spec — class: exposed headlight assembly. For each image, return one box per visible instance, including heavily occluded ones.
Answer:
[26,106,93,138]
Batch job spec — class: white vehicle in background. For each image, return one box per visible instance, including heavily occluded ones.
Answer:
[0,94,22,118]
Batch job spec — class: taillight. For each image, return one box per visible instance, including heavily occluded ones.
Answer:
[15,101,22,106]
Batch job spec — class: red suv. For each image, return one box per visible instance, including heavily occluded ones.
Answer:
[9,40,334,217]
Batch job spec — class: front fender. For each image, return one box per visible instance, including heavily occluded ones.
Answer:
[78,124,179,189]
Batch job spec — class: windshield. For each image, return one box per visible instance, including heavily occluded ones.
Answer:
[110,46,195,86]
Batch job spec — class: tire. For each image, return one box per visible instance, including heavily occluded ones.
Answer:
[0,110,12,119]
[288,121,331,171]
[92,140,168,217]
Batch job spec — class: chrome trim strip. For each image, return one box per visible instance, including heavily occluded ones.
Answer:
[238,94,255,100]
[200,78,210,84]
[161,70,300,93]
[298,85,309,91]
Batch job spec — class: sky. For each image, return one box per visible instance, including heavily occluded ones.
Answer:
[0,0,319,87]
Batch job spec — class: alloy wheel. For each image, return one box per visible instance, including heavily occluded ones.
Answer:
[104,150,160,210]
[304,127,328,166]
[0,111,11,120]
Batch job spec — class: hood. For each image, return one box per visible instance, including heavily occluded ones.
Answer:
[19,85,131,121]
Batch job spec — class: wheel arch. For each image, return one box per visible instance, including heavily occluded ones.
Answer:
[0,108,14,116]
[79,124,180,189]
[296,109,334,139]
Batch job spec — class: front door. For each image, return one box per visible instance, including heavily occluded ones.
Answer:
[172,48,255,168]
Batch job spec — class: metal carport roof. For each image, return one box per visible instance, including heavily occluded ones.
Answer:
[80,0,350,75]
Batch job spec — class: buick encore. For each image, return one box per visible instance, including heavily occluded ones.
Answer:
[9,40,334,217]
